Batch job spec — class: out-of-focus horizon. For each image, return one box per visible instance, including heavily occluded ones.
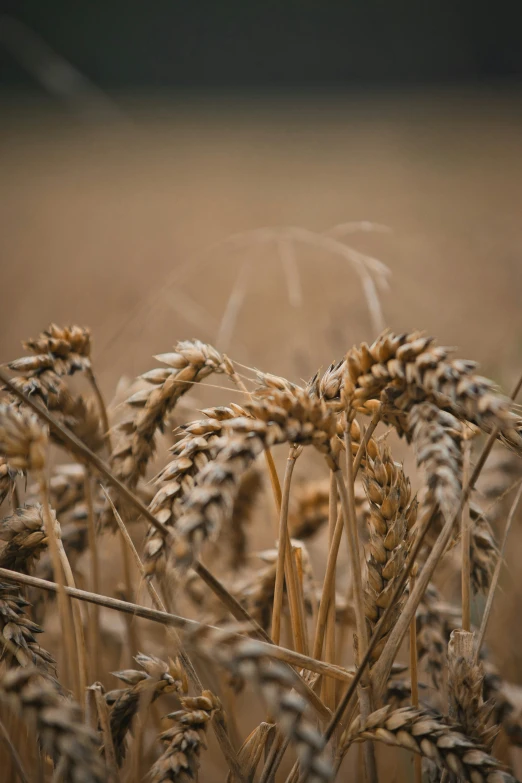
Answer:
[1,2,522,391]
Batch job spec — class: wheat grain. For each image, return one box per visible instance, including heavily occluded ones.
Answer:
[144,406,242,575]
[168,387,337,573]
[0,504,53,573]
[149,690,221,782]
[448,630,498,750]
[106,653,187,765]
[0,581,56,675]
[341,705,516,782]
[110,340,232,491]
[317,331,522,452]
[0,404,47,472]
[363,442,417,663]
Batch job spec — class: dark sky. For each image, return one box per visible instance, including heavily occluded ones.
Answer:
[1,1,522,95]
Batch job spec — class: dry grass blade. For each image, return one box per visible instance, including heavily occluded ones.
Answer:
[0,566,355,685]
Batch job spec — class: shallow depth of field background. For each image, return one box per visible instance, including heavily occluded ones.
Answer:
[2,3,522,778]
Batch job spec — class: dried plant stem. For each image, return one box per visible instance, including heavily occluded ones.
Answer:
[461,442,472,631]
[272,451,298,646]
[313,427,376,663]
[409,569,422,783]
[86,366,112,453]
[118,529,140,664]
[258,732,289,783]
[0,567,355,684]
[475,481,522,661]
[313,508,343,663]
[226,722,274,783]
[292,545,309,656]
[90,683,118,778]
[338,425,378,783]
[0,716,30,783]
[84,469,101,681]
[280,452,309,655]
[55,535,89,696]
[264,448,283,514]
[37,473,79,697]
[322,472,338,711]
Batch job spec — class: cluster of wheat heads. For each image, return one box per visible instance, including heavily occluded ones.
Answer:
[0,324,521,782]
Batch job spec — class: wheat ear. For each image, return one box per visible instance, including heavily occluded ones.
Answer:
[149,690,221,782]
[0,667,106,782]
[340,705,516,782]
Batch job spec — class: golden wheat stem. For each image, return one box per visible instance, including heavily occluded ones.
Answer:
[337,428,378,783]
[409,568,422,783]
[55,535,89,696]
[475,481,522,662]
[0,716,30,783]
[84,469,101,681]
[292,544,310,656]
[312,426,376,663]
[322,471,338,711]
[37,472,79,697]
[118,529,141,666]
[258,733,290,783]
[272,451,297,645]
[89,683,119,779]
[86,366,112,454]
[0,566,355,688]
[461,441,472,631]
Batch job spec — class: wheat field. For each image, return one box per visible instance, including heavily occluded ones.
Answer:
[1,94,522,782]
